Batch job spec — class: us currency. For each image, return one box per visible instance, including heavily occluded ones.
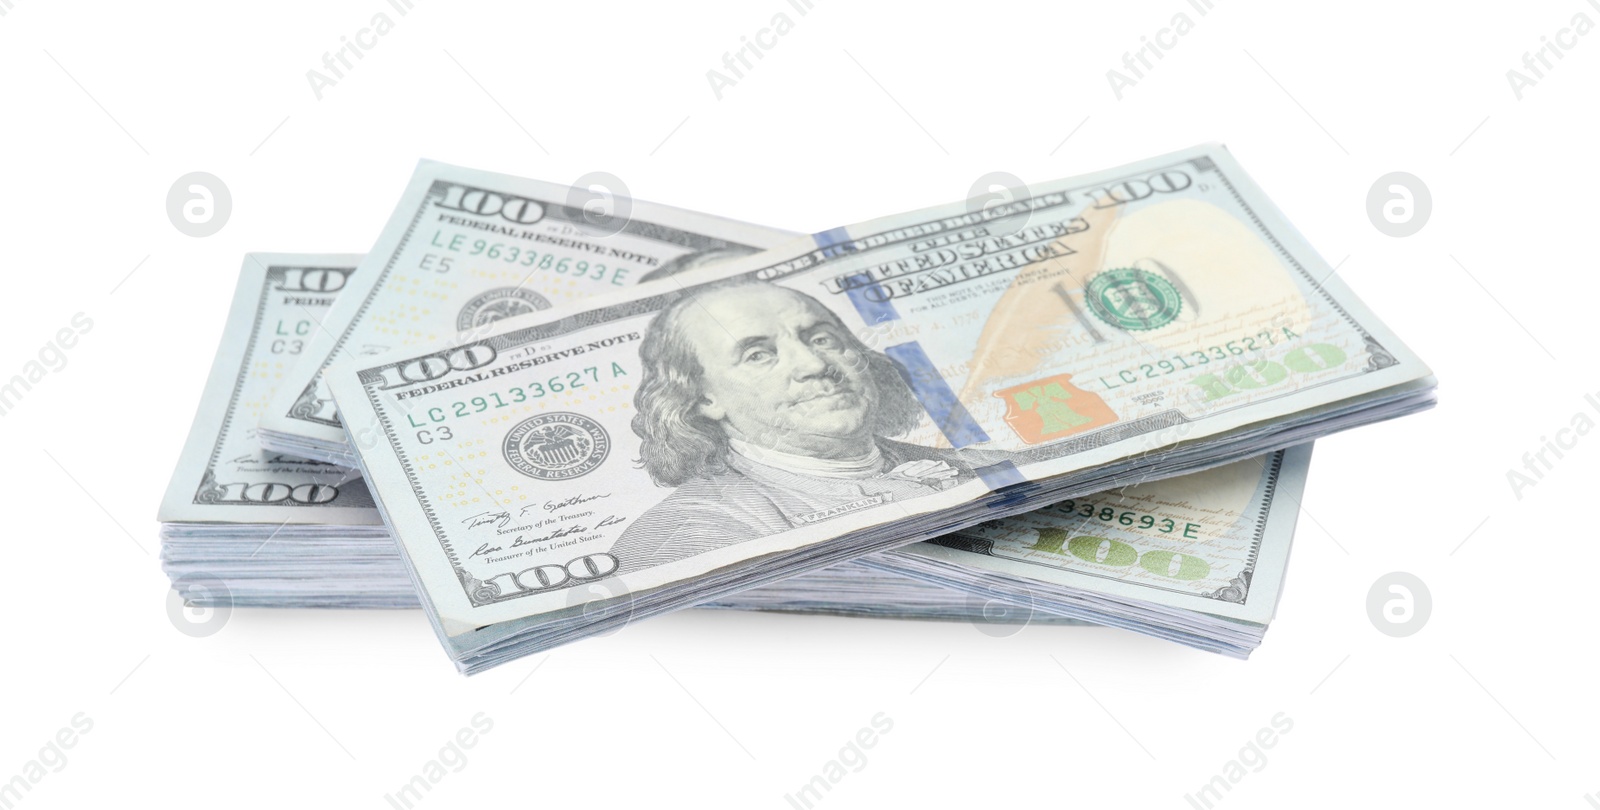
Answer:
[257,160,795,467]
[158,254,399,607]
[149,252,1115,614]
[160,252,1296,639]
[850,445,1311,656]
[328,143,1436,673]
[708,446,1309,648]
[701,559,1088,627]
[730,445,1309,652]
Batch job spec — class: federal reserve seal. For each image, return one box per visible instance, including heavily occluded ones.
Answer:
[1084,267,1183,331]
[457,287,552,331]
[503,412,610,480]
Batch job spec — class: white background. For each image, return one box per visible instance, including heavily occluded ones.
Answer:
[2,0,1596,807]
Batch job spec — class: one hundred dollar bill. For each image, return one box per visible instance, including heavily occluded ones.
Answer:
[708,445,1309,652]
[161,251,1300,642]
[854,444,1313,656]
[257,160,794,467]
[328,143,1436,672]
[159,254,378,527]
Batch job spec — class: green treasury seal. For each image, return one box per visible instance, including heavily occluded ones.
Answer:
[1084,267,1183,331]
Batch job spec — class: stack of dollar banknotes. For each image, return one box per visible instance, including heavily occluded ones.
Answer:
[158,145,1437,674]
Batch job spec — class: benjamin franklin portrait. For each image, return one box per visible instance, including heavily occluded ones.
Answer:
[607,280,1012,571]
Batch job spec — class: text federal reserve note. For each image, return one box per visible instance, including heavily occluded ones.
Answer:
[259,160,794,466]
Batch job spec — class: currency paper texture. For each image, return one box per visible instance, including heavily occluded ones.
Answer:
[329,144,1435,671]
[259,160,794,466]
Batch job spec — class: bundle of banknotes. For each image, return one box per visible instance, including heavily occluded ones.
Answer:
[159,144,1436,673]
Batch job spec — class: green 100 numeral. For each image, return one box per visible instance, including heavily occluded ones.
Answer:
[1026,528,1211,580]
[1190,342,1347,402]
